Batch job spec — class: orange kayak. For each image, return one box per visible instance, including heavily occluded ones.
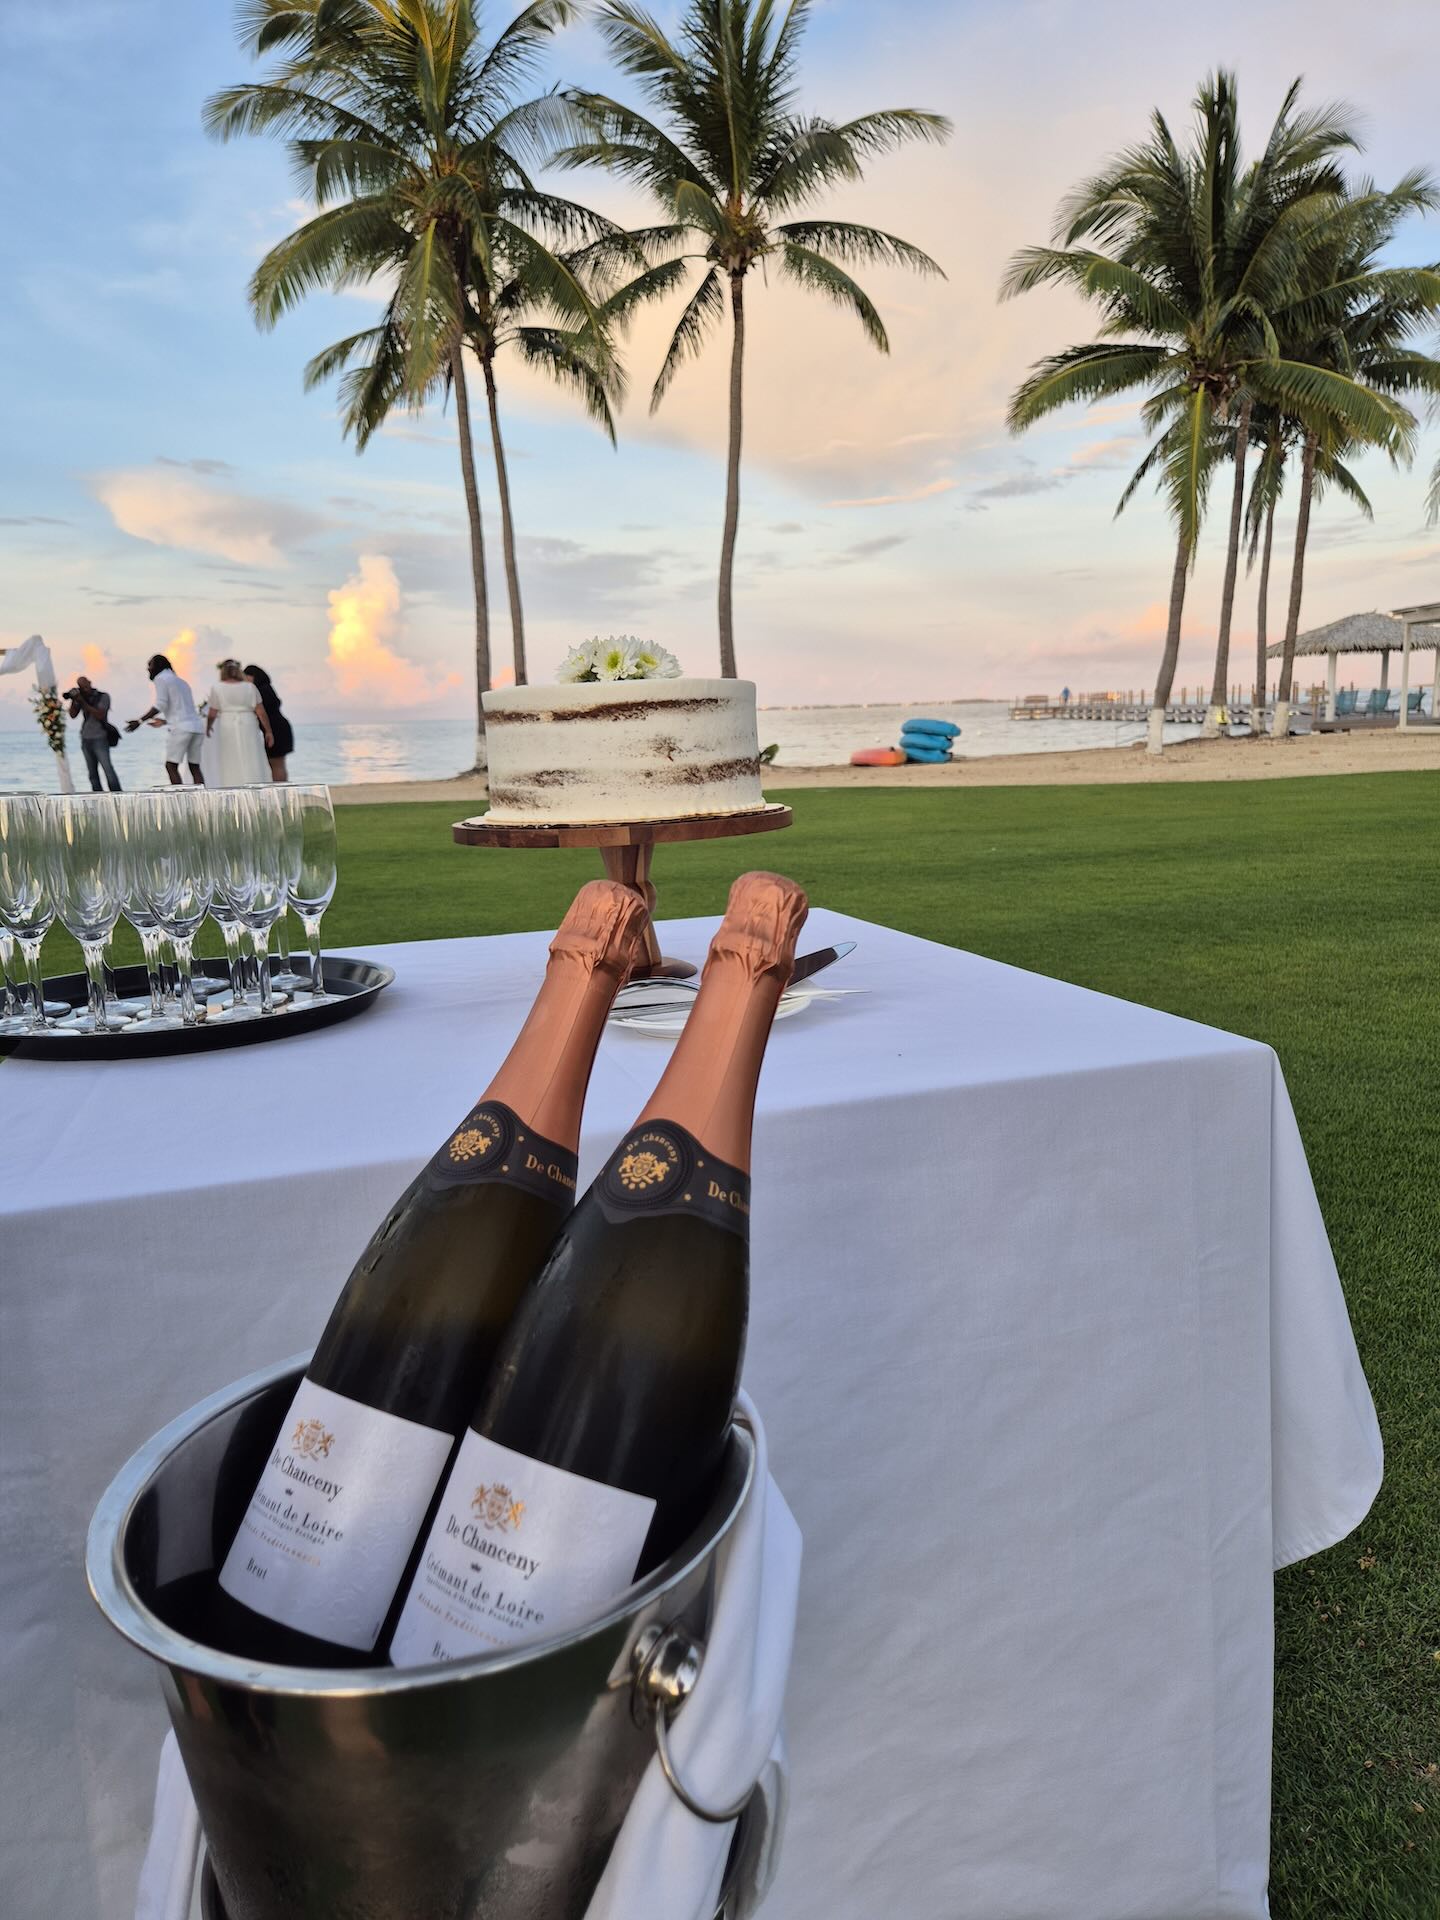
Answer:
[850,747,907,767]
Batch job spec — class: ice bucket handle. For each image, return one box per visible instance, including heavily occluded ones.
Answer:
[628,1405,766,1830]
[631,1622,755,1823]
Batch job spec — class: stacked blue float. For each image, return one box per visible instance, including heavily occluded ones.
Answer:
[899,716,960,763]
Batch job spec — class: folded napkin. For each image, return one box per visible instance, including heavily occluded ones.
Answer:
[133,1395,801,1920]
[133,1731,200,1920]
[585,1391,801,1920]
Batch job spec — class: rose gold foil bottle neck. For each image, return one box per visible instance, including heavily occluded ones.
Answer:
[638,872,809,1170]
[487,881,650,1145]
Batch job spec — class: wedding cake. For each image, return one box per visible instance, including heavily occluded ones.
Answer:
[482,639,766,826]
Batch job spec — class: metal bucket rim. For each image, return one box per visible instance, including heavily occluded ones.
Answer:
[86,1349,755,1697]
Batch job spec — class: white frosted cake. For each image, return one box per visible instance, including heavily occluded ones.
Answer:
[482,677,765,825]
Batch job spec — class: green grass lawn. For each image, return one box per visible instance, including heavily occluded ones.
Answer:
[46,770,1438,1914]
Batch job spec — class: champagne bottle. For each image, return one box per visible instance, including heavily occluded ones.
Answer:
[389,871,807,1668]
[212,881,648,1664]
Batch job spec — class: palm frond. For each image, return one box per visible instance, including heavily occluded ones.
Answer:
[1315,456,1373,517]
[830,107,952,159]
[473,1,578,104]
[249,197,410,326]
[778,243,887,350]
[1253,359,1415,452]
[203,79,389,148]
[599,255,694,329]
[1113,429,1174,518]
[1007,342,1171,430]
[651,263,723,409]
[509,323,621,440]
[774,219,943,277]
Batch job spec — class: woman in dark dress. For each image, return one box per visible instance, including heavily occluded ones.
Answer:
[244,665,294,781]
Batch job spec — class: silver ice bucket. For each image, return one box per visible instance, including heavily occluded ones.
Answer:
[87,1354,767,1920]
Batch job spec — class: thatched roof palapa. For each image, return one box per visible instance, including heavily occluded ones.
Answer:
[1264,610,1435,660]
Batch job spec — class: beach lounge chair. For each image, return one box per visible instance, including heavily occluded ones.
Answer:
[1335,690,1357,716]
[1366,688,1390,717]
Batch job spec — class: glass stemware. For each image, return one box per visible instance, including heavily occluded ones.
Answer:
[0,793,67,1030]
[271,901,307,992]
[129,790,212,1026]
[236,788,289,1015]
[115,794,183,1031]
[44,793,127,1032]
[280,784,337,1000]
[0,931,26,1034]
[203,789,262,1023]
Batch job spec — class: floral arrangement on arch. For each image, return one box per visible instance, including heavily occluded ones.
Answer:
[556,636,683,683]
[31,687,66,754]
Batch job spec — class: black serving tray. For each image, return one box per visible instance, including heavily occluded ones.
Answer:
[0,955,394,1061]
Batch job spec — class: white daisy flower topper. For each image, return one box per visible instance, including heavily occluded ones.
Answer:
[556,637,683,683]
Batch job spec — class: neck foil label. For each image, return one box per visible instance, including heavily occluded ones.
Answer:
[594,1119,750,1240]
[426,1100,578,1204]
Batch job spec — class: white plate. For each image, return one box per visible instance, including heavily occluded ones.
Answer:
[608,986,857,1037]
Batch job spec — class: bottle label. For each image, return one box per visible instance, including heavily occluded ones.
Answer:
[425,1099,578,1206]
[388,1431,656,1668]
[218,1379,454,1653]
[593,1119,750,1240]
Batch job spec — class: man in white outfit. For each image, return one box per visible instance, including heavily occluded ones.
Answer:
[126,654,205,784]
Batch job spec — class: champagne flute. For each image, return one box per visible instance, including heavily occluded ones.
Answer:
[271,893,307,992]
[130,789,212,1026]
[202,788,261,1023]
[280,784,337,1000]
[0,792,63,1029]
[44,793,127,1033]
[237,787,289,1015]
[0,931,25,1034]
[115,794,183,1031]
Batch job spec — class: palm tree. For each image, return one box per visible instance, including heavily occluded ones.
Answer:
[206,0,621,763]
[1264,181,1440,733]
[476,270,629,685]
[1002,73,1408,753]
[1242,408,1289,728]
[555,0,949,678]
[309,233,629,687]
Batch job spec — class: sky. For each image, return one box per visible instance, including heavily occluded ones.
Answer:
[2,0,1437,733]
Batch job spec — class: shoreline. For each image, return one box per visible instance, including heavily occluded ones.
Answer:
[330,727,1438,805]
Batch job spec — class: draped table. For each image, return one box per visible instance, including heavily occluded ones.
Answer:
[0,911,1381,1920]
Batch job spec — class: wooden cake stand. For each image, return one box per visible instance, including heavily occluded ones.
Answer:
[453,803,793,977]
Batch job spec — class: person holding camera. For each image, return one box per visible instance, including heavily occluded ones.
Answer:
[64,674,122,791]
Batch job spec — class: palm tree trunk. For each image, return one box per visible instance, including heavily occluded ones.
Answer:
[716,270,745,679]
[1204,394,1252,737]
[482,351,527,687]
[1147,527,1190,755]
[1273,432,1317,739]
[1253,492,1276,738]
[451,340,491,773]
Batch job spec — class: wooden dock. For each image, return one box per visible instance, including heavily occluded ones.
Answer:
[1009,699,1209,723]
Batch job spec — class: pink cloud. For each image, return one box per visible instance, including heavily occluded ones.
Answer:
[326,555,462,707]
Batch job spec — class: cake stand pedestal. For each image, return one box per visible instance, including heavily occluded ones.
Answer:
[452,804,794,978]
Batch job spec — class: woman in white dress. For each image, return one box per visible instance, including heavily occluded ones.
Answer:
[205,658,273,785]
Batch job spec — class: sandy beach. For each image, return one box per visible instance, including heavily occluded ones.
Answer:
[330,725,1437,805]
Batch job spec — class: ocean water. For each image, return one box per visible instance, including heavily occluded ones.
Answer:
[0,702,1201,790]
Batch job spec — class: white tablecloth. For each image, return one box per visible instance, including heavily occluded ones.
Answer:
[0,911,1381,1920]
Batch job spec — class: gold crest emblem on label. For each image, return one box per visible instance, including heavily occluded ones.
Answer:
[618,1149,670,1191]
[472,1482,525,1531]
[449,1120,499,1163]
[291,1418,335,1460]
